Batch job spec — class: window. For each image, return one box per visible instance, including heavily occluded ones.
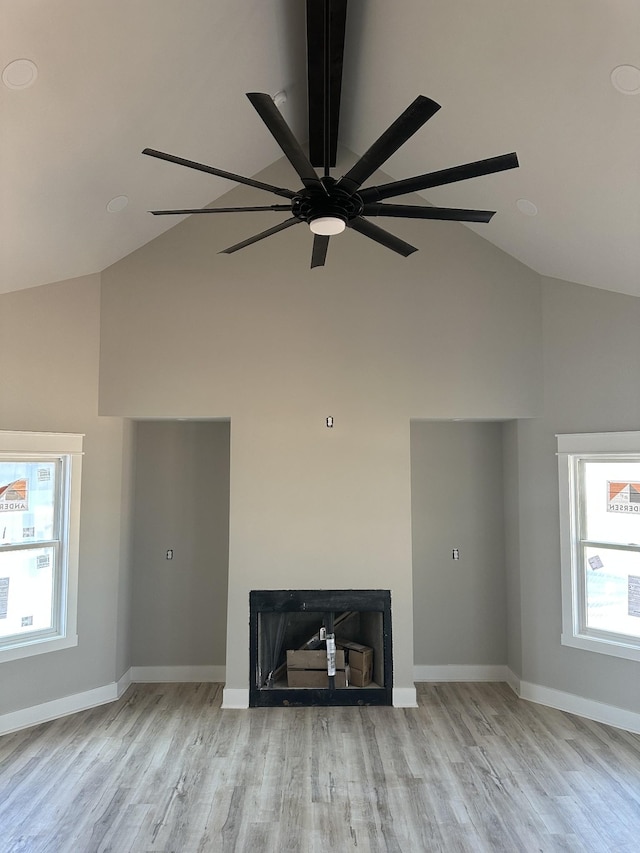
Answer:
[0,431,83,663]
[558,431,640,661]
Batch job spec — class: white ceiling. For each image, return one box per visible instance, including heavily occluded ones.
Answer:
[2,0,639,296]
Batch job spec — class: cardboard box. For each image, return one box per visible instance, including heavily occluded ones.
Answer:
[348,666,370,688]
[337,641,373,687]
[286,649,347,688]
[287,669,348,688]
[287,649,345,670]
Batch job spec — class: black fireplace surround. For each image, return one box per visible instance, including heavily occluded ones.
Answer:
[249,589,393,707]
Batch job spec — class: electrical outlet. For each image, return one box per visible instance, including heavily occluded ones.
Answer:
[452,548,460,560]
[166,549,173,560]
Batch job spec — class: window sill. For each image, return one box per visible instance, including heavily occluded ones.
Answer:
[561,631,640,663]
[0,633,78,664]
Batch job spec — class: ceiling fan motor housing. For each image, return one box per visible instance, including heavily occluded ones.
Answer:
[292,176,363,229]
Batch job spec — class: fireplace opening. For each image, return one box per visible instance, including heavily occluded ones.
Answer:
[249,590,392,707]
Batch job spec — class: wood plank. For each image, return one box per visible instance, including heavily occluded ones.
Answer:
[1,682,640,851]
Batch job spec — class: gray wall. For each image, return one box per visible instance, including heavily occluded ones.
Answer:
[131,420,230,666]
[512,277,640,713]
[502,420,522,676]
[115,418,135,677]
[2,162,639,719]
[411,421,506,666]
[98,157,542,693]
[0,275,132,716]
[4,151,640,722]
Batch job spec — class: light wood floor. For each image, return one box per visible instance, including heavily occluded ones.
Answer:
[1,682,639,852]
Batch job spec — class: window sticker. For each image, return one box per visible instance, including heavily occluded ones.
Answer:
[629,576,640,618]
[608,481,640,513]
[588,554,604,570]
[0,578,8,619]
[0,478,28,512]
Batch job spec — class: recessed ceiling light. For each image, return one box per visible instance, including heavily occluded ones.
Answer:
[611,65,640,95]
[106,195,129,213]
[2,59,38,90]
[516,198,538,216]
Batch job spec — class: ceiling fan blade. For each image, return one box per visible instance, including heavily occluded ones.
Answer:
[362,203,495,223]
[348,217,417,257]
[149,205,292,215]
[310,234,330,268]
[359,153,519,203]
[246,93,325,192]
[307,0,347,171]
[336,96,441,195]
[142,148,296,199]
[219,217,301,255]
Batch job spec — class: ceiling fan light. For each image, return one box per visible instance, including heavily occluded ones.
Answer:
[309,216,346,236]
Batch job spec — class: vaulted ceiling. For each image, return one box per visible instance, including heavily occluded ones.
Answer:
[2,0,639,296]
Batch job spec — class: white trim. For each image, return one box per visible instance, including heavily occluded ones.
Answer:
[130,665,226,683]
[0,433,84,664]
[0,633,79,664]
[413,664,508,682]
[0,682,119,736]
[517,679,640,735]
[0,431,84,454]
[557,447,577,648]
[557,431,640,453]
[3,668,639,735]
[505,667,521,696]
[222,687,249,709]
[557,432,640,662]
[393,686,418,707]
[117,667,133,696]
[561,630,640,662]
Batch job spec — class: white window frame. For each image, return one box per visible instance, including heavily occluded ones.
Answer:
[558,431,640,662]
[0,431,83,664]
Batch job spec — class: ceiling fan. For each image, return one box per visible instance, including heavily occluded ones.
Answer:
[143,0,518,268]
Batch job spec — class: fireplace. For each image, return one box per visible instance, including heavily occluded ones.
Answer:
[249,589,392,707]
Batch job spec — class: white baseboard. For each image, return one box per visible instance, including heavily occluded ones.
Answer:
[221,687,249,709]
[129,665,226,683]
[414,664,508,682]
[517,678,640,735]
[393,687,418,707]
[117,667,133,696]
[505,666,521,696]
[4,665,638,736]
[0,682,121,737]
